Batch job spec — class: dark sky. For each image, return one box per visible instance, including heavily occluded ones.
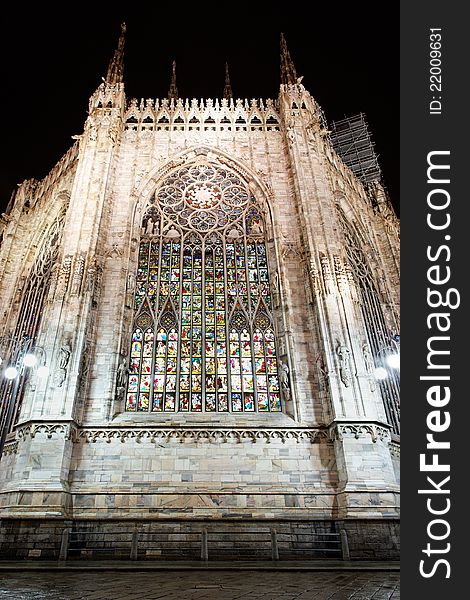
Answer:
[0,5,398,214]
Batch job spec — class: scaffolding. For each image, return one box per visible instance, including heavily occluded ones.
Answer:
[329,113,382,185]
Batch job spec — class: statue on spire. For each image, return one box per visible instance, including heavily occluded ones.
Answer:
[167,61,178,100]
[223,63,233,100]
[105,22,126,85]
[280,32,300,86]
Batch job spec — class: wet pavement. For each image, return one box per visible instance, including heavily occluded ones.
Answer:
[0,569,400,599]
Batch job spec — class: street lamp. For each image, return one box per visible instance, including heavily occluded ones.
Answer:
[0,335,48,458]
[373,334,400,380]
[371,333,400,436]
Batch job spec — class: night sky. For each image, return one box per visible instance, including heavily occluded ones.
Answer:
[0,5,398,214]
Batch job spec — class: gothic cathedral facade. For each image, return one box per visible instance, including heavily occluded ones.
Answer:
[0,27,400,559]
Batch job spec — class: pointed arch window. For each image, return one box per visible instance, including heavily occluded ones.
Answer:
[125,163,281,413]
[340,211,400,435]
[0,209,65,437]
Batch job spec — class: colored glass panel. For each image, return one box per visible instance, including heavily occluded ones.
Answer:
[126,166,282,413]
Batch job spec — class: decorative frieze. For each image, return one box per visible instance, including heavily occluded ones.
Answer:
[70,253,86,296]
[2,440,18,456]
[12,420,394,447]
[13,421,329,445]
[56,255,73,298]
[329,422,392,444]
[77,427,329,444]
[389,440,400,458]
[319,253,334,295]
[333,255,348,295]
[16,421,76,441]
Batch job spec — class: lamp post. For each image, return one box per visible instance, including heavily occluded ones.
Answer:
[0,335,48,459]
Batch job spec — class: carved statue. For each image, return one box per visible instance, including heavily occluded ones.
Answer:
[279,360,289,388]
[165,226,180,239]
[279,359,291,403]
[315,353,329,391]
[362,342,374,374]
[116,356,128,390]
[54,340,72,388]
[59,341,71,370]
[336,342,352,388]
[272,271,280,308]
[145,217,154,235]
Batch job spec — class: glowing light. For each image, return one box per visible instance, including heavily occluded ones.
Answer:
[23,353,38,367]
[4,367,18,380]
[374,367,388,381]
[37,365,49,378]
[386,353,400,369]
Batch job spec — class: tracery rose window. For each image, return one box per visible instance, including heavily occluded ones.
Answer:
[125,163,282,413]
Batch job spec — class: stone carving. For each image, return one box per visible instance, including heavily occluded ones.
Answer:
[329,422,391,444]
[16,421,76,441]
[70,253,86,296]
[46,264,59,303]
[126,272,135,308]
[315,353,329,392]
[145,217,156,235]
[108,124,119,143]
[362,342,374,374]
[78,345,90,392]
[344,262,359,303]
[333,255,348,294]
[272,271,280,308]
[13,276,26,305]
[383,304,399,336]
[286,127,296,146]
[77,427,329,445]
[56,255,73,298]
[281,242,302,260]
[227,227,241,239]
[320,254,334,295]
[362,342,376,392]
[54,339,72,388]
[389,441,400,458]
[105,243,123,258]
[279,359,291,403]
[336,342,352,387]
[163,225,180,239]
[2,440,18,455]
[115,356,128,402]
[86,259,103,306]
[308,259,320,297]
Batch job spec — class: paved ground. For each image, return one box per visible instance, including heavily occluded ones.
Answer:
[0,570,400,599]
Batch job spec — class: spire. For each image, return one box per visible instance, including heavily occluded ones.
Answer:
[223,62,233,99]
[280,32,298,85]
[167,61,178,100]
[105,22,126,84]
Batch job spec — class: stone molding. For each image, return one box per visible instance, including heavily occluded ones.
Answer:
[12,420,393,446]
[2,440,18,456]
[16,422,76,441]
[77,427,329,444]
[328,422,392,444]
[389,440,400,458]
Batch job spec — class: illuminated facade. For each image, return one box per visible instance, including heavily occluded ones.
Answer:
[0,27,400,559]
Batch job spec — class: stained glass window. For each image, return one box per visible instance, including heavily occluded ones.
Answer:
[126,163,281,413]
